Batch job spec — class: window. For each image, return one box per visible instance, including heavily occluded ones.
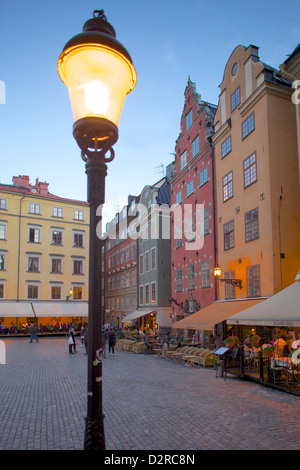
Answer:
[29,203,41,214]
[131,244,136,259]
[201,260,210,288]
[192,135,199,158]
[187,264,195,290]
[73,286,83,300]
[51,258,62,274]
[225,271,236,299]
[52,230,63,246]
[27,284,38,299]
[0,283,4,298]
[199,207,210,237]
[28,227,40,243]
[28,256,39,272]
[186,180,194,198]
[73,232,84,247]
[199,167,208,187]
[175,224,182,248]
[180,151,187,171]
[245,208,259,242]
[244,152,257,188]
[145,284,150,304]
[139,285,144,305]
[175,190,182,205]
[224,220,234,250]
[145,251,149,272]
[185,215,195,242]
[151,247,156,270]
[186,109,193,130]
[151,282,156,303]
[73,259,83,274]
[52,206,63,218]
[223,171,233,201]
[176,269,183,292]
[74,210,84,220]
[242,113,255,139]
[221,136,231,158]
[139,254,144,274]
[231,87,240,112]
[0,223,6,240]
[247,265,261,297]
[51,286,61,300]
[0,199,7,210]
[0,253,5,270]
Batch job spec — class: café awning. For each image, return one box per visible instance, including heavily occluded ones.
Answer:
[0,301,88,318]
[173,298,266,330]
[122,309,156,323]
[227,281,300,327]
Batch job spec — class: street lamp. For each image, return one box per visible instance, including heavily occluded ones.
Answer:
[57,10,137,450]
[213,265,242,289]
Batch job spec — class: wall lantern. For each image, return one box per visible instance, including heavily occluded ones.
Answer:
[214,265,242,289]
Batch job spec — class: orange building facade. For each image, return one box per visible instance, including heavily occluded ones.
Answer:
[212,45,300,302]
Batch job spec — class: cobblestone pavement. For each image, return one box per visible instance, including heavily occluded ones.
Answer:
[1,337,300,451]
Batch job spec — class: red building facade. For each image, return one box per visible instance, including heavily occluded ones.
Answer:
[170,78,217,336]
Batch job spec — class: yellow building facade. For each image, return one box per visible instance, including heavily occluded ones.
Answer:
[0,175,89,326]
[213,45,300,302]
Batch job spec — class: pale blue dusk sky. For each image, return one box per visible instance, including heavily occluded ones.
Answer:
[0,0,299,226]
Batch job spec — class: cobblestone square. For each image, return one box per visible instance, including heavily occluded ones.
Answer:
[0,337,300,451]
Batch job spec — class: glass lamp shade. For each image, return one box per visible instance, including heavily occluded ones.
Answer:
[214,266,222,278]
[58,43,137,127]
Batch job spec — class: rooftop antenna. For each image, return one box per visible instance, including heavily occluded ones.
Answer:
[155,164,165,177]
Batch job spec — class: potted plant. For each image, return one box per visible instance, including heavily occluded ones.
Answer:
[224,335,240,348]
[262,342,276,358]
[211,354,220,369]
[251,334,261,347]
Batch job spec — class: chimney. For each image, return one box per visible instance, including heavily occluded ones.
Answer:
[12,175,30,188]
[38,181,49,196]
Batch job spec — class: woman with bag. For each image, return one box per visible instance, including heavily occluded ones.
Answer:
[68,326,76,354]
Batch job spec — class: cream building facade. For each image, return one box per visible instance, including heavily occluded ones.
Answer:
[0,175,89,326]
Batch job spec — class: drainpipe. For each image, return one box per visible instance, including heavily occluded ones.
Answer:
[17,195,25,301]
[208,136,218,302]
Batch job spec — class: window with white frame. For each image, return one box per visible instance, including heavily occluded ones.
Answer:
[139,285,144,305]
[139,254,144,274]
[231,87,240,112]
[186,109,193,130]
[180,151,187,171]
[192,135,199,158]
[151,282,156,303]
[176,269,183,292]
[0,199,7,210]
[199,167,208,187]
[51,257,63,274]
[51,229,63,246]
[244,152,257,188]
[74,209,84,220]
[0,282,4,298]
[247,264,260,297]
[242,113,255,139]
[187,264,195,290]
[73,259,84,275]
[73,285,83,300]
[151,247,156,270]
[52,206,64,218]
[0,222,7,240]
[29,203,41,214]
[0,253,5,271]
[73,231,84,247]
[145,284,150,304]
[175,190,182,205]
[221,136,231,158]
[145,251,149,272]
[223,171,233,202]
[27,283,39,299]
[186,180,194,198]
[28,226,40,243]
[201,260,210,288]
[27,255,39,273]
[51,285,61,300]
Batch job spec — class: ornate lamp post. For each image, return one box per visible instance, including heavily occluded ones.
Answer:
[57,10,137,450]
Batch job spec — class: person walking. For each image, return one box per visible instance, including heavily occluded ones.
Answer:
[101,326,109,358]
[108,327,116,356]
[29,323,39,343]
[68,327,76,354]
